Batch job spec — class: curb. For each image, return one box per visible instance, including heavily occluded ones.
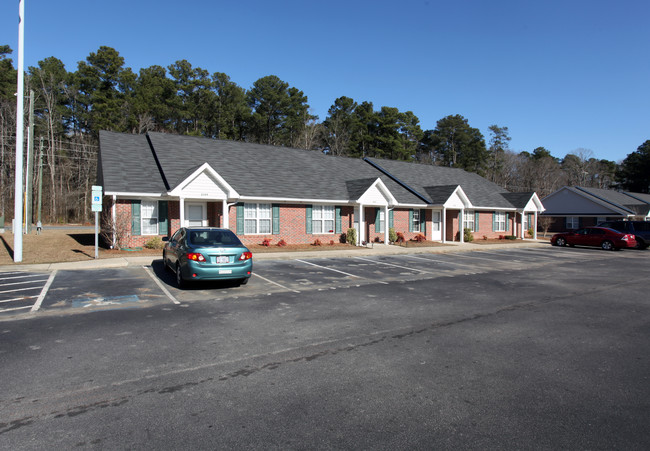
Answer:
[0,241,549,273]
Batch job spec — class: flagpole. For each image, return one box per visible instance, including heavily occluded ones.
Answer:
[14,0,25,262]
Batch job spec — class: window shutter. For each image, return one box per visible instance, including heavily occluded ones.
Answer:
[389,210,394,230]
[236,203,244,235]
[375,208,381,233]
[306,205,312,234]
[474,211,479,232]
[131,201,141,236]
[272,204,280,235]
[492,212,497,231]
[158,201,168,235]
[409,210,414,232]
[335,206,342,234]
[506,213,510,231]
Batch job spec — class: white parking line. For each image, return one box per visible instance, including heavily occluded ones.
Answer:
[0,286,44,295]
[354,256,433,274]
[143,266,181,305]
[0,278,49,287]
[405,254,474,267]
[253,273,301,293]
[295,259,390,285]
[1,296,38,304]
[31,270,57,312]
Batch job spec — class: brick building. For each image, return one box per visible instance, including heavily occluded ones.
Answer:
[98,131,544,248]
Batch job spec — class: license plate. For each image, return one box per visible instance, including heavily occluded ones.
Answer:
[215,256,229,264]
[219,269,232,274]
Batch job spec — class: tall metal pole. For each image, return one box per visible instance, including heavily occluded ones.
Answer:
[14,0,25,262]
[37,137,43,227]
[25,89,34,234]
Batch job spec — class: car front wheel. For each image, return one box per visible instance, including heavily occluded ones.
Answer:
[601,240,615,251]
[556,237,566,247]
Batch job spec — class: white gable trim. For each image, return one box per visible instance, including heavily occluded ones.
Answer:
[168,163,239,199]
[523,193,545,212]
[356,178,398,206]
[443,186,472,209]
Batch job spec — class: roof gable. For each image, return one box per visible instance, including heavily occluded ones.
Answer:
[168,163,239,199]
[542,187,632,216]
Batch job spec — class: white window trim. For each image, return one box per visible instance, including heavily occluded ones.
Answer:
[141,200,159,236]
[566,216,579,229]
[432,211,441,232]
[494,211,506,232]
[312,205,335,235]
[376,209,385,233]
[412,209,421,233]
[463,210,475,232]
[244,203,272,235]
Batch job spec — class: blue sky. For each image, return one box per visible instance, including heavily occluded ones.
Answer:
[1,0,648,163]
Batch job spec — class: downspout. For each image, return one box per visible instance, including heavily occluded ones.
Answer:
[384,205,390,245]
[111,194,116,249]
[442,207,446,243]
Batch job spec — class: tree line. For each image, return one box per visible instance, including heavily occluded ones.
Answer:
[1,45,648,225]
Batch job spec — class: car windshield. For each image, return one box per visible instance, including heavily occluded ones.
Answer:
[188,230,242,246]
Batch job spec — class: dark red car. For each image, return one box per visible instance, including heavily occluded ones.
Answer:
[551,227,637,251]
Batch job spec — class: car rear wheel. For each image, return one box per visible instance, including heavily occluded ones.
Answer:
[636,238,648,250]
[556,237,566,247]
[176,263,186,288]
[601,240,615,251]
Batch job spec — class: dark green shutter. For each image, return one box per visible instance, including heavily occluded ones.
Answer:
[236,203,244,235]
[492,212,497,231]
[474,211,479,232]
[506,213,510,231]
[375,208,381,233]
[389,210,394,229]
[272,204,280,235]
[421,209,427,233]
[131,201,141,236]
[306,205,312,234]
[409,210,414,232]
[158,201,168,235]
[335,206,342,234]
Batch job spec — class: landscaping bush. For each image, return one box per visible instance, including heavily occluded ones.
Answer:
[261,238,272,247]
[505,235,517,240]
[346,228,357,246]
[396,232,406,243]
[277,239,287,247]
[464,227,474,242]
[144,236,165,249]
[389,227,398,243]
[313,238,322,246]
[414,234,426,242]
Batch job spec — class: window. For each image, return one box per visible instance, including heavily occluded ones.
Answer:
[566,216,579,229]
[412,209,421,233]
[463,210,475,232]
[432,211,441,232]
[494,212,506,232]
[596,217,606,226]
[141,201,158,235]
[312,205,335,234]
[244,203,271,234]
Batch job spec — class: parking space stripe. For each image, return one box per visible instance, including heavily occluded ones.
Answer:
[295,259,390,285]
[0,279,49,287]
[354,256,433,274]
[1,296,38,304]
[31,270,57,312]
[143,266,180,305]
[0,286,43,295]
[405,254,474,267]
[253,273,301,293]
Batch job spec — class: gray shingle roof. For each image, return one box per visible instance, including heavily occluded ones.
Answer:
[364,157,517,208]
[98,131,530,209]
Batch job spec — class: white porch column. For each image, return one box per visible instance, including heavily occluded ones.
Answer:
[459,209,465,243]
[179,197,185,228]
[384,205,389,245]
[442,207,446,243]
[111,195,117,248]
[358,204,365,245]
[222,199,229,228]
[521,211,525,239]
[534,211,538,240]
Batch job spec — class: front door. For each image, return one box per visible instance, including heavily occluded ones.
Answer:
[185,203,207,227]
[430,210,442,241]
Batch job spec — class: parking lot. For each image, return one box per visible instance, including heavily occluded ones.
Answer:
[1,244,646,316]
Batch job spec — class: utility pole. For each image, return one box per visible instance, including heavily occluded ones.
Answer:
[37,137,43,229]
[14,0,25,262]
[25,89,34,234]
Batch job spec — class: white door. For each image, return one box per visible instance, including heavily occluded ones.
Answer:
[430,210,442,241]
[185,203,207,227]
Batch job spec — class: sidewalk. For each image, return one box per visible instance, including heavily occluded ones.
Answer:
[0,240,549,272]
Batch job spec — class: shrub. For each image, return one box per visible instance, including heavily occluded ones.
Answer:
[414,234,426,242]
[329,240,335,246]
[277,239,287,247]
[144,236,165,249]
[463,227,474,242]
[499,235,505,240]
[505,235,517,240]
[389,227,398,243]
[313,238,322,246]
[396,232,406,243]
[346,228,357,246]
[261,238,272,247]
[483,235,488,241]
[527,227,534,238]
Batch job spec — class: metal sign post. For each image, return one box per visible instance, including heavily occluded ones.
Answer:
[91,186,103,259]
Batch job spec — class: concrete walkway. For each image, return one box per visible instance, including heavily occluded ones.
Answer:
[0,240,550,272]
